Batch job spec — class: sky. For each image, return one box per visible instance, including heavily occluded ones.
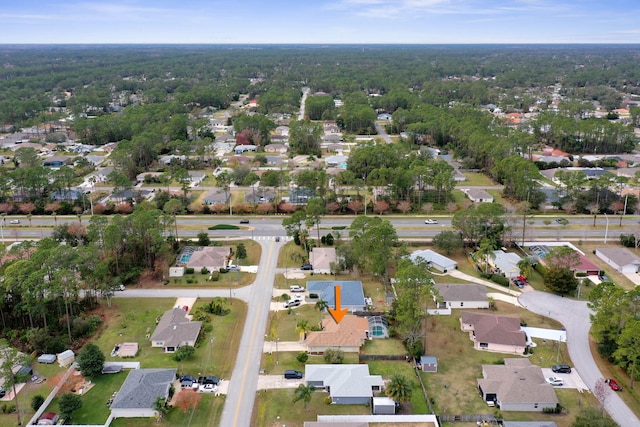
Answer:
[1,0,640,44]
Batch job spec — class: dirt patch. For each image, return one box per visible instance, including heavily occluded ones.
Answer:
[136,270,164,288]
[172,388,201,412]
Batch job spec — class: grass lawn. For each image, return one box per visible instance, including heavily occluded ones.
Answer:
[366,360,430,414]
[361,337,406,355]
[93,298,247,379]
[458,173,497,187]
[252,388,371,426]
[261,351,360,376]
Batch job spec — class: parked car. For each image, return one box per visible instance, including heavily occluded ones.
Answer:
[512,278,525,288]
[289,285,305,292]
[275,236,280,242]
[546,376,564,386]
[199,383,217,393]
[284,370,303,379]
[198,375,221,386]
[239,219,250,224]
[227,265,239,271]
[8,219,20,224]
[424,219,438,224]
[284,299,301,309]
[293,294,303,301]
[605,378,622,391]
[300,264,313,270]
[180,375,197,383]
[551,364,572,373]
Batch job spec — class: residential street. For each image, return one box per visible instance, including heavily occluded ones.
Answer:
[519,291,640,427]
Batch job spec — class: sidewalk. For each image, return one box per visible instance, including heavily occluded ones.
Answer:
[447,270,521,297]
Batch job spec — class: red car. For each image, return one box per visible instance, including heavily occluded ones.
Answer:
[605,378,622,391]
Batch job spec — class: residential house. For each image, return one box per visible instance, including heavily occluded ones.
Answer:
[275,126,290,136]
[88,167,115,183]
[305,364,384,404]
[202,189,229,206]
[377,113,392,120]
[460,312,527,354]
[187,171,206,187]
[326,143,344,152]
[150,307,202,353]
[310,247,337,274]
[433,284,489,310]
[306,315,370,354]
[270,135,289,144]
[50,189,84,202]
[184,246,231,272]
[42,155,71,168]
[264,143,288,154]
[244,189,276,204]
[264,156,285,167]
[234,144,257,154]
[408,249,457,273]
[490,250,522,278]
[462,188,494,203]
[110,368,177,418]
[289,187,315,205]
[159,155,186,165]
[84,154,106,166]
[107,189,151,204]
[477,358,558,411]
[595,247,640,273]
[136,171,163,183]
[325,155,348,168]
[322,134,343,143]
[307,281,366,312]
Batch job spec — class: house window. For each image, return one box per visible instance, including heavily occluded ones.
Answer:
[460,302,464,307]
[534,403,538,409]
[479,342,488,349]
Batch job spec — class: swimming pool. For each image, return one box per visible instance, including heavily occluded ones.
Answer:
[180,254,192,263]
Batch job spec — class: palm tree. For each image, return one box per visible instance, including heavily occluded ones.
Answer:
[315,299,329,322]
[295,319,310,341]
[476,238,496,274]
[292,383,316,411]
[517,257,534,279]
[386,374,413,403]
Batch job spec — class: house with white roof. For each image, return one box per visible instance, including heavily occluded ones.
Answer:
[595,247,640,273]
[305,364,384,404]
[489,250,522,278]
[310,247,337,274]
[408,249,457,273]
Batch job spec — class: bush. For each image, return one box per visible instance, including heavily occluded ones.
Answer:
[200,267,209,274]
[323,348,344,364]
[31,395,45,412]
[296,352,309,363]
[173,345,195,361]
[309,293,319,299]
[490,274,509,287]
[185,267,195,274]
[210,271,220,281]
[219,268,229,274]
[208,224,239,230]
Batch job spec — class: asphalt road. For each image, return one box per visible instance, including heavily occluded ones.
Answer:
[519,291,640,427]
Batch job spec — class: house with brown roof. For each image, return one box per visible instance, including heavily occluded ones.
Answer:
[306,315,370,354]
[184,246,231,272]
[460,312,527,355]
[310,247,337,274]
[150,308,202,353]
[477,358,558,411]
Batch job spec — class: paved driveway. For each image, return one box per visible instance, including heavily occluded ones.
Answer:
[519,291,640,427]
[257,375,304,390]
[540,368,588,391]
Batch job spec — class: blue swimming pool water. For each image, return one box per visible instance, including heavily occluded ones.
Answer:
[180,254,192,263]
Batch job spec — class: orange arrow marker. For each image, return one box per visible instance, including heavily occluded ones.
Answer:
[328,285,348,324]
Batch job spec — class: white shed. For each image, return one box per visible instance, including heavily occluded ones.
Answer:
[57,350,75,367]
[372,397,396,415]
[409,249,457,273]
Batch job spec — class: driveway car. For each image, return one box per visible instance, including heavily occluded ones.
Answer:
[181,375,197,383]
[424,219,438,224]
[199,383,217,393]
[546,376,564,386]
[227,265,240,271]
[289,285,305,292]
[284,370,303,379]
[300,264,313,270]
[239,219,250,224]
[284,300,301,309]
[605,378,622,391]
[551,364,572,373]
[198,375,221,385]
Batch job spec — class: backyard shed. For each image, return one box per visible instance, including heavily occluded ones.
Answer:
[37,354,56,364]
[408,249,457,273]
[102,365,123,374]
[117,342,139,358]
[57,350,75,367]
[419,356,438,373]
[372,397,396,415]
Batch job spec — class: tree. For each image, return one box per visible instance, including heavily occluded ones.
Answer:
[292,383,316,411]
[289,120,323,155]
[0,342,30,426]
[517,257,534,279]
[173,345,195,362]
[432,230,463,255]
[544,267,579,295]
[306,197,326,242]
[295,320,310,341]
[614,319,640,389]
[58,393,83,421]
[77,342,105,377]
[197,231,211,246]
[476,238,497,274]
[235,243,247,261]
[386,374,413,403]
[571,406,619,427]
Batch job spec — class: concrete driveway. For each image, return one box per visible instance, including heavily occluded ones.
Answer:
[540,368,588,391]
[519,291,640,427]
[257,374,304,390]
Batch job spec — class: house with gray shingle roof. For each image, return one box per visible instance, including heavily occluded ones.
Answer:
[462,188,494,203]
[306,281,366,312]
[433,284,489,309]
[150,308,202,353]
[478,358,558,411]
[110,368,176,418]
[305,364,384,404]
[595,247,640,273]
[460,312,526,354]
